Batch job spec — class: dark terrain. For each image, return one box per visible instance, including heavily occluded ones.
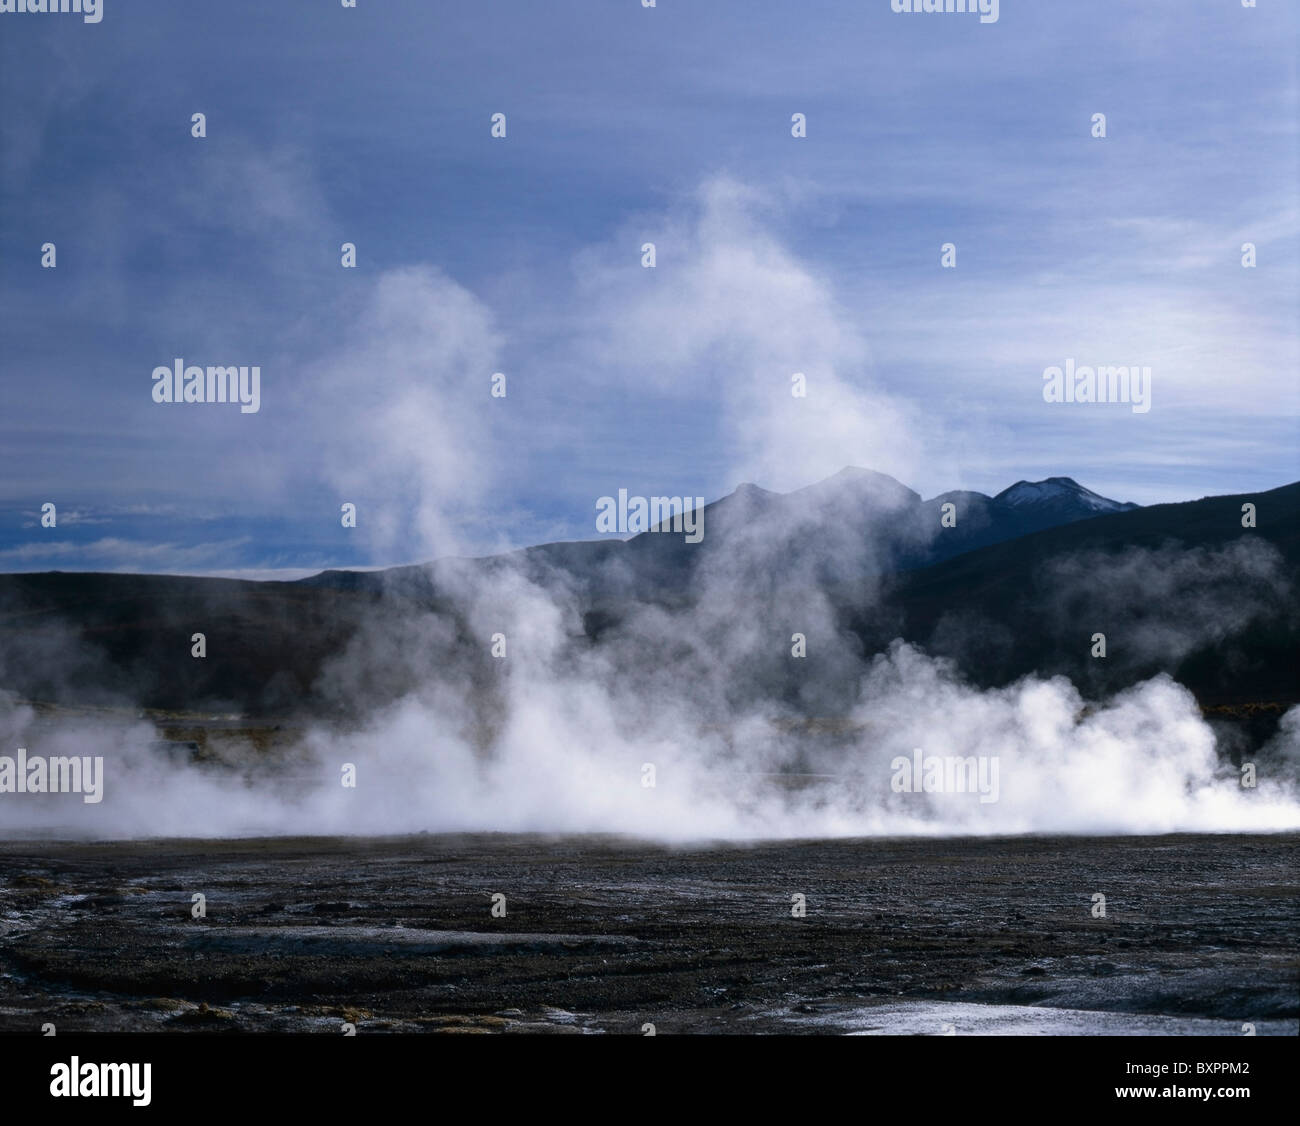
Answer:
[1,474,1295,1037]
[1,477,1294,742]
[1,833,1295,1035]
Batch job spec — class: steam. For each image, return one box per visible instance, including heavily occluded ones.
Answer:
[304,265,503,562]
[2,177,1297,841]
[2,602,1297,840]
[1038,539,1294,668]
[574,177,922,495]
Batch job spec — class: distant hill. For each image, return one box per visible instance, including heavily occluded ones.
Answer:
[0,473,1293,744]
[880,480,1299,712]
[299,469,1143,601]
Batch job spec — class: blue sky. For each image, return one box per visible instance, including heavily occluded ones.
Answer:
[1,0,1297,576]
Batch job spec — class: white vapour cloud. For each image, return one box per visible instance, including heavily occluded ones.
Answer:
[573,176,923,494]
[3,178,1296,843]
[3,629,1297,841]
[302,265,503,561]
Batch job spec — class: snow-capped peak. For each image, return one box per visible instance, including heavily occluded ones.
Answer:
[994,477,1135,513]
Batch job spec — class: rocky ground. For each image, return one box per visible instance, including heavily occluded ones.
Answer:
[0,832,1295,1034]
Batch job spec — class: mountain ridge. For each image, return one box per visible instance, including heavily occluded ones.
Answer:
[0,478,1294,731]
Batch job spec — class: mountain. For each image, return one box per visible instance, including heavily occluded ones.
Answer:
[993,476,1139,517]
[297,468,1135,602]
[0,474,1293,741]
[394,470,1137,601]
[878,480,1299,711]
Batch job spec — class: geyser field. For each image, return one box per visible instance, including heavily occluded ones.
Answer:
[0,832,1294,1035]
[1,472,1298,1034]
